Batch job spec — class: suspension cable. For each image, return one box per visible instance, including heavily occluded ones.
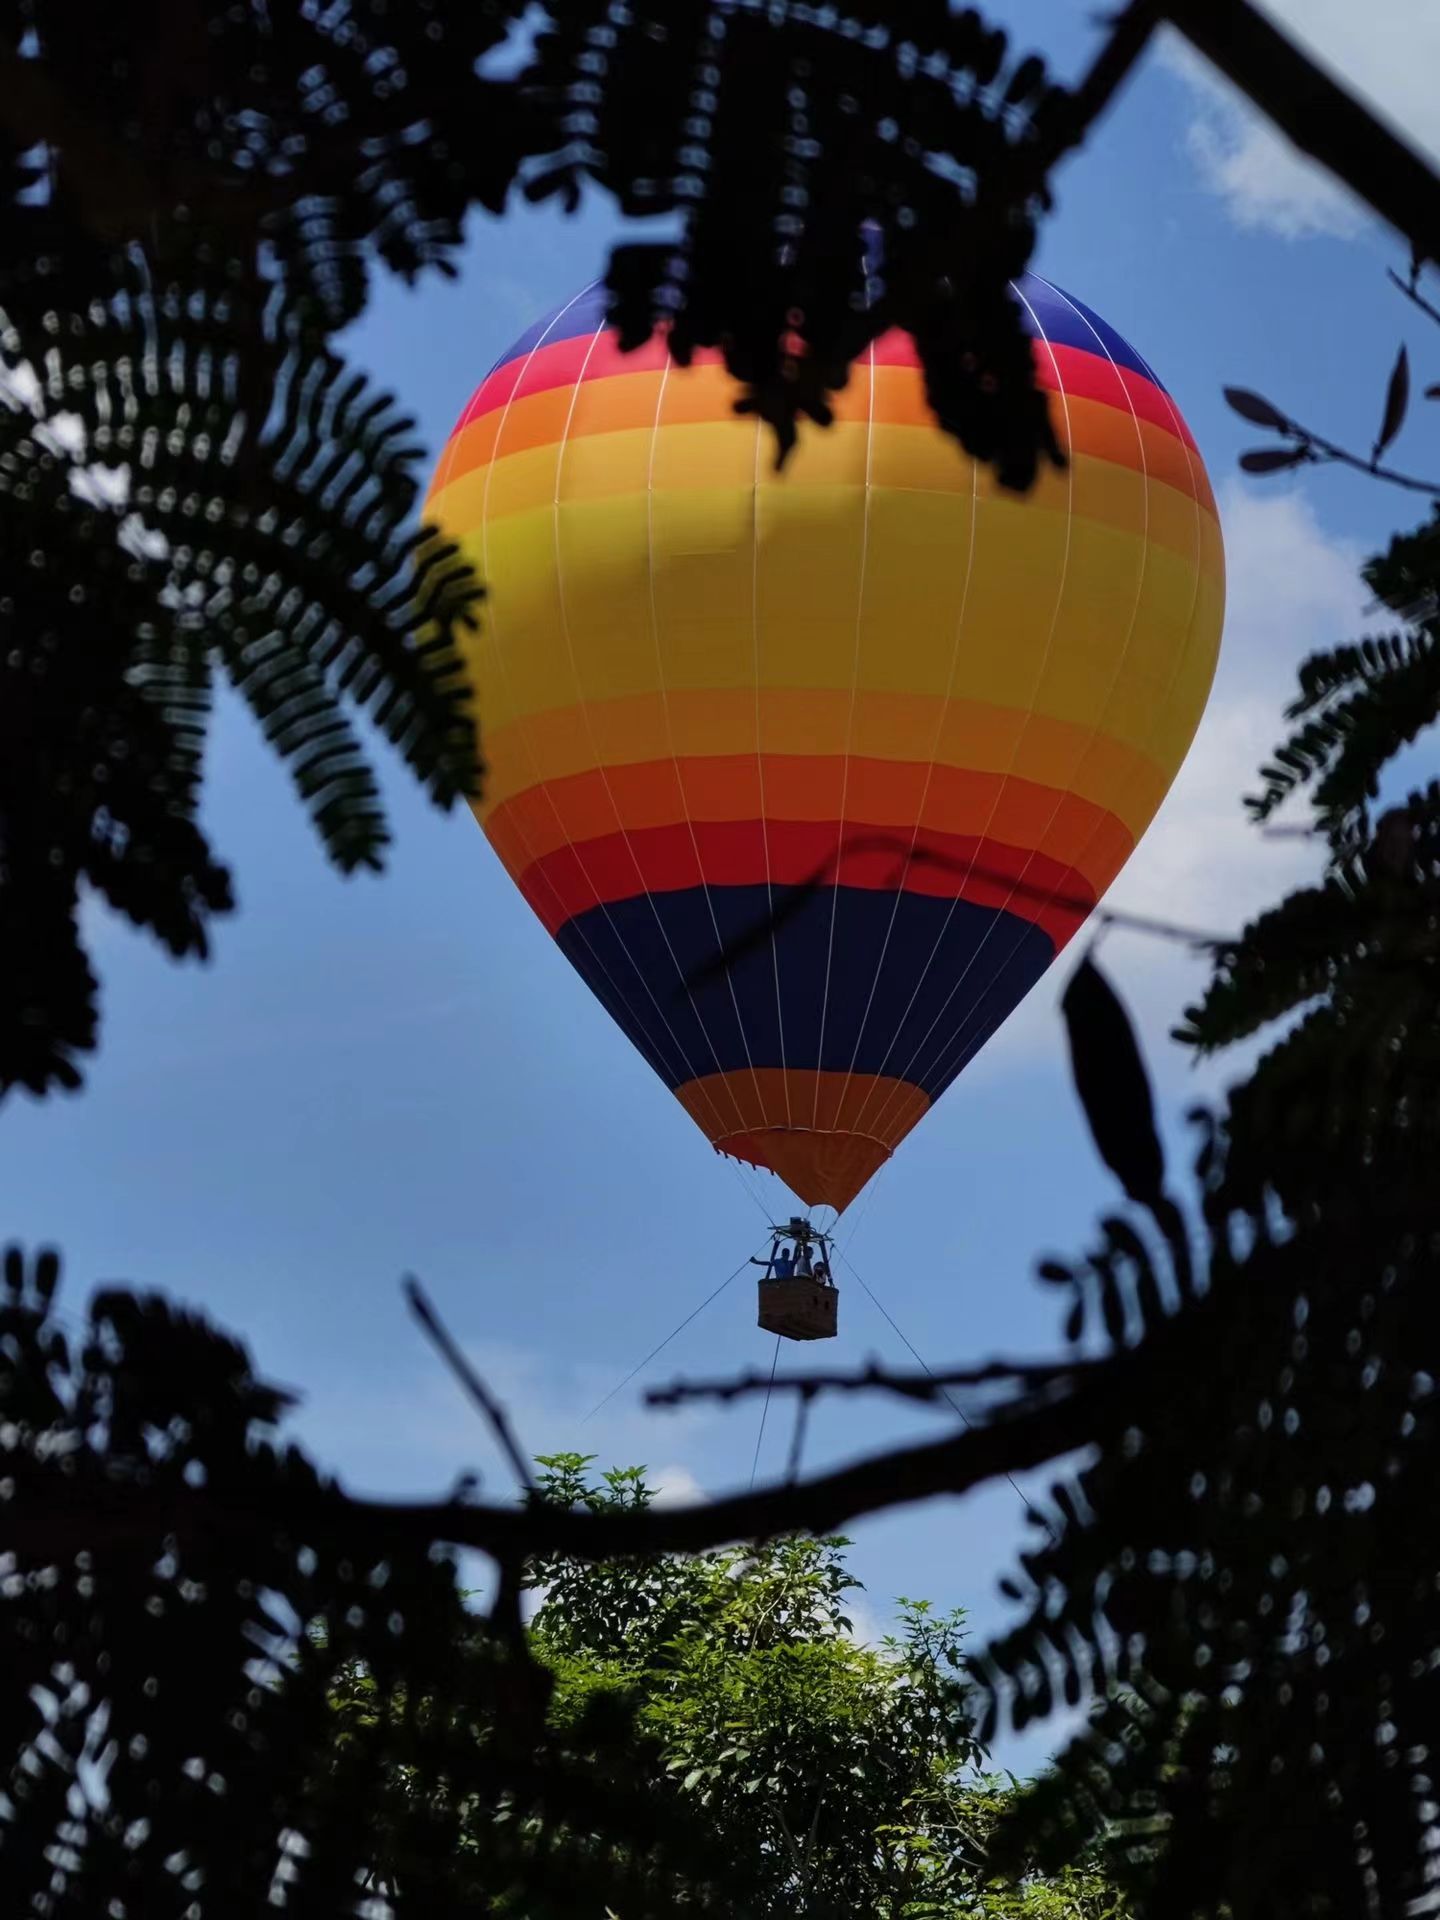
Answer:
[838,1248,1059,1546]
[581,1243,768,1426]
[749,1334,783,1488]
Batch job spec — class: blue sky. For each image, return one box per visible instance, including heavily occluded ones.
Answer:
[7,3,1439,1773]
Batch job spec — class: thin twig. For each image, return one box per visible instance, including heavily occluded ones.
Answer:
[403,1275,534,1492]
[687,834,1235,991]
[1097,905,1235,948]
[1289,429,1440,500]
[1387,266,1440,333]
[648,1356,1063,1410]
[8,1344,1132,1568]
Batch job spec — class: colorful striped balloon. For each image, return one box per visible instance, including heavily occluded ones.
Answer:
[426,276,1224,1213]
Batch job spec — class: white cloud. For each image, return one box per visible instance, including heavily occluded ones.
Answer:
[1117,482,1366,920]
[1101,479,1367,1065]
[650,1464,709,1508]
[841,1591,886,1648]
[969,479,1368,1088]
[1168,49,1365,241]
[1159,3,1440,240]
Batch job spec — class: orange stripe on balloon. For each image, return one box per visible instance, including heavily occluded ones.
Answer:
[678,1065,929,1141]
[478,690,1176,833]
[717,1127,889,1211]
[1054,399,1212,513]
[484,756,1135,894]
[673,1066,932,1209]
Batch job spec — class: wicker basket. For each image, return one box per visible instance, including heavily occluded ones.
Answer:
[757,1277,838,1341]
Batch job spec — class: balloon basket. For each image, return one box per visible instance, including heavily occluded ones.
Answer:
[758,1276,838,1342]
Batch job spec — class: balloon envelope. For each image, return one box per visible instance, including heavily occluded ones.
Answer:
[426,278,1224,1211]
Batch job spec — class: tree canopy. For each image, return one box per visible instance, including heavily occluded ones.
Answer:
[8,4,1440,1917]
[339,1451,1130,1916]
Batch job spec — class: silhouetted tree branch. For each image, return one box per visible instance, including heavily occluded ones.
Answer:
[13,5,1440,1916]
[1165,0,1440,263]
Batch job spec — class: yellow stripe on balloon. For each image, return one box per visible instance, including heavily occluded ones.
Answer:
[424,276,1226,1213]
[446,502,1220,752]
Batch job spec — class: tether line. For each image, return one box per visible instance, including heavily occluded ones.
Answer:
[838,1249,1060,1547]
[750,1334,783,1489]
[581,1246,766,1426]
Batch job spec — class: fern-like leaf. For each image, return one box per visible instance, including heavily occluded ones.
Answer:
[0,262,484,1090]
[976,1136,1440,1917]
[19,275,483,869]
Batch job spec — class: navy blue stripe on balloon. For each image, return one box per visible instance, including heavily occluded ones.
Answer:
[490,283,610,370]
[552,884,1057,1107]
[1023,278,1163,390]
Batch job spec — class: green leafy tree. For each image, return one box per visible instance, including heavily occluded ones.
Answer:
[515,1454,1124,1919]
[305,1449,1131,1915]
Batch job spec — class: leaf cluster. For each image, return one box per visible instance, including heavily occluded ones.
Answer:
[968,985,1440,1919]
[521,1457,1115,1920]
[0,1245,468,1915]
[0,0,1075,1097]
[0,1256,772,1917]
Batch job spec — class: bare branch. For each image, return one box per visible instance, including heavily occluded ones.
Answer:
[1297,430,1440,498]
[1096,905,1236,949]
[647,1357,1067,1411]
[688,833,1234,991]
[1164,0,1440,265]
[404,1275,534,1492]
[7,1351,1133,1574]
[1031,1,1161,169]
[1233,410,1440,498]
[1389,265,1440,333]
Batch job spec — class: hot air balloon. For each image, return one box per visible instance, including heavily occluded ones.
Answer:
[425,272,1225,1307]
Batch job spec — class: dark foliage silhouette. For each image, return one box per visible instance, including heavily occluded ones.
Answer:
[9,4,1440,1917]
[0,0,1110,1099]
[1188,258,1440,1222]
[11,925,1440,1917]
[652,962,1440,1918]
[5,0,1437,1099]
[0,1247,757,1917]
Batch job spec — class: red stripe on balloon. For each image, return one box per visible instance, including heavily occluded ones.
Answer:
[454,326,1195,459]
[456,332,727,428]
[872,331,1197,452]
[516,818,1094,945]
